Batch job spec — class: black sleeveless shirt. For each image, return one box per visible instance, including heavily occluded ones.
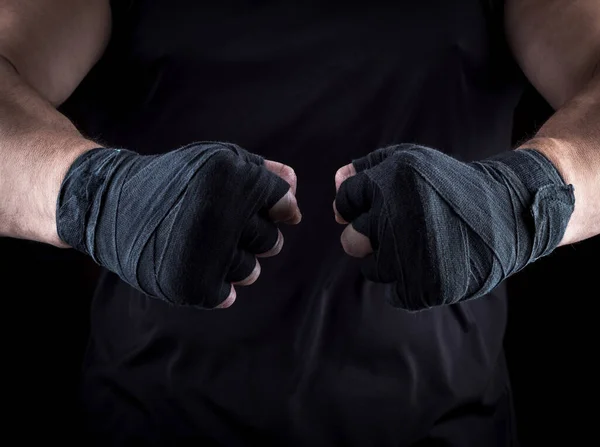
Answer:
[61,1,524,444]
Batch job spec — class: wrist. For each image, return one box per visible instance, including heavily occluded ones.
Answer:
[0,136,99,247]
[0,59,102,247]
[45,138,101,247]
[518,137,597,245]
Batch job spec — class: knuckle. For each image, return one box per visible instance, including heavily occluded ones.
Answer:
[276,192,295,217]
[340,232,354,256]
[250,261,261,283]
[279,166,296,187]
[268,244,282,257]
[272,235,284,255]
[341,229,370,258]
[208,147,236,167]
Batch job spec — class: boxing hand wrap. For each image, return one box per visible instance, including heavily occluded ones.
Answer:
[57,142,289,308]
[335,144,575,311]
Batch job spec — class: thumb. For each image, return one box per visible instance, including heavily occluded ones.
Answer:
[334,163,357,192]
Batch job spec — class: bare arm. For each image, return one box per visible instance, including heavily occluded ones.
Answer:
[0,0,111,245]
[506,0,600,245]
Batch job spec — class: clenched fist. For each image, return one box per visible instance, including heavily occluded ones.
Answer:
[334,144,574,311]
[57,142,301,308]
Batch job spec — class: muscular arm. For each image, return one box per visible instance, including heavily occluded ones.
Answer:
[506,0,600,245]
[0,0,111,245]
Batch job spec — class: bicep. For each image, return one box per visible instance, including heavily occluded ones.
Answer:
[505,0,600,109]
[0,0,111,106]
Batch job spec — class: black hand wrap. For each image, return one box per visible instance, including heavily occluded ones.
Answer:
[56,142,290,308]
[335,144,575,311]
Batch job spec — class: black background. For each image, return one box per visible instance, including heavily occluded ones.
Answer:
[0,84,597,444]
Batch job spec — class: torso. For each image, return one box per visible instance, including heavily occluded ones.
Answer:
[62,1,524,444]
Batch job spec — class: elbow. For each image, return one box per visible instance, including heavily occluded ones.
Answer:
[552,51,600,110]
[0,51,66,107]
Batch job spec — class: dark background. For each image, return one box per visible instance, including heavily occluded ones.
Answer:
[1,85,597,444]
[505,85,599,446]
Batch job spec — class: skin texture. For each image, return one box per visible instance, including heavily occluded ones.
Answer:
[507,0,600,246]
[0,0,598,302]
[0,0,301,307]
[335,0,600,257]
[0,0,112,245]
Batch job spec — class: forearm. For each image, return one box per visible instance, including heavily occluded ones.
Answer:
[0,57,98,246]
[518,71,600,246]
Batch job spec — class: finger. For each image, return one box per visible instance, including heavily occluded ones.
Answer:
[359,215,396,283]
[335,163,356,192]
[340,223,374,258]
[233,258,261,286]
[349,213,376,246]
[226,250,259,283]
[334,171,374,223]
[216,284,237,309]
[333,200,348,224]
[256,229,284,258]
[261,170,293,209]
[264,160,297,195]
[268,190,302,224]
[261,171,302,224]
[240,215,280,254]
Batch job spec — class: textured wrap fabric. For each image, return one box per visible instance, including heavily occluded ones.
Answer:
[335,145,575,311]
[56,142,290,308]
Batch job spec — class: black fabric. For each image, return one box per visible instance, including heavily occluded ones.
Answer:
[58,0,526,445]
[57,142,288,307]
[335,145,574,310]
